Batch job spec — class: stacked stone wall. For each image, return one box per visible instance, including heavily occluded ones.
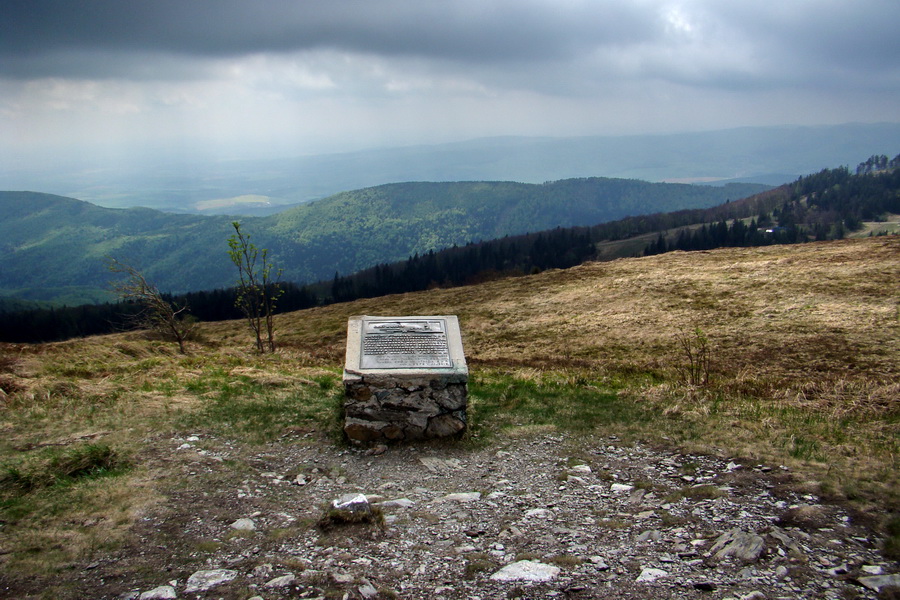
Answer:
[343,372,467,444]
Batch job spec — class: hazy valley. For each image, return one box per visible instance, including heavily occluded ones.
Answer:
[4,123,899,215]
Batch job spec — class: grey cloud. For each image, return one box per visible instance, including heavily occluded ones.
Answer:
[4,0,899,95]
[1,0,657,78]
[696,2,900,82]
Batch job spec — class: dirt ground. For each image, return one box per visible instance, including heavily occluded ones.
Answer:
[2,429,895,600]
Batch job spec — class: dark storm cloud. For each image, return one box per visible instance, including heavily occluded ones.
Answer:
[0,0,657,78]
[3,0,899,93]
[2,0,898,160]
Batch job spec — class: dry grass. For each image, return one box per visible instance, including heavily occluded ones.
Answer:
[0,236,898,577]
[267,237,899,504]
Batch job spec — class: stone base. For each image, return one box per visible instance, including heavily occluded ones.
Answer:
[342,371,467,444]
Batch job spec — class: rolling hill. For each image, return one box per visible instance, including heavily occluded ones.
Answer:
[0,178,767,304]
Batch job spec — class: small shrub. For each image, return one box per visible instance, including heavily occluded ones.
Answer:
[464,554,496,579]
[548,554,583,567]
[884,514,900,561]
[680,484,725,500]
[675,327,711,387]
[50,444,122,481]
[318,504,384,530]
[1,443,125,498]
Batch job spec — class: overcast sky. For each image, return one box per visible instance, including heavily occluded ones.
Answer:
[2,0,899,167]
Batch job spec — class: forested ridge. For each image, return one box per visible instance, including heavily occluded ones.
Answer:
[0,179,766,306]
[1,156,896,343]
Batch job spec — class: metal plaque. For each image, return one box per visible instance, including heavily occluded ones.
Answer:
[361,318,452,369]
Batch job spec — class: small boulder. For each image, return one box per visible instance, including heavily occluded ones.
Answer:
[636,568,669,583]
[184,569,238,593]
[710,529,765,563]
[490,560,560,582]
[230,518,256,531]
[139,586,177,600]
[265,573,296,588]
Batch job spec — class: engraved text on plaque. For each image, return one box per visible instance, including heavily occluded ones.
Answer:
[361,319,452,369]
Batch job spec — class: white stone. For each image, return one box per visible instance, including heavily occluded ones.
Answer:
[610,483,634,493]
[440,492,481,502]
[635,567,669,583]
[332,493,370,512]
[184,569,239,593]
[419,457,463,473]
[265,574,296,588]
[569,464,592,474]
[230,518,256,531]
[380,498,415,509]
[359,582,379,599]
[525,508,552,518]
[490,560,560,582]
[861,565,884,575]
[858,574,900,592]
[139,586,177,600]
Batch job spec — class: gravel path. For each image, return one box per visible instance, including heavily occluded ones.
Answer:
[12,432,898,600]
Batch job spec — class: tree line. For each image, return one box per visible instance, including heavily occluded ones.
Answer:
[1,156,896,344]
[644,155,900,256]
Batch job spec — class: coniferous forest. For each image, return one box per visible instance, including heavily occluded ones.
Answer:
[1,157,897,344]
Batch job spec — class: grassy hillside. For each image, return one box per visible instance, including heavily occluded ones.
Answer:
[0,192,235,302]
[1,237,897,588]
[0,179,767,303]
[264,179,767,278]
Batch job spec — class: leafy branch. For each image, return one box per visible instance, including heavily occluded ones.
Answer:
[227,222,283,353]
[107,258,197,353]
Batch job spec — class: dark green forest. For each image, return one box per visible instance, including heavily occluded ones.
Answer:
[2,156,897,344]
[0,179,767,305]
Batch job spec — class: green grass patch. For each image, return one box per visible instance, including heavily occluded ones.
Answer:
[0,443,126,500]
[179,377,343,444]
[665,484,725,503]
[468,369,650,439]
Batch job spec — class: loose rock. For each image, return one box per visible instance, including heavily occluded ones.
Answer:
[490,560,561,582]
[138,586,176,600]
[183,569,238,593]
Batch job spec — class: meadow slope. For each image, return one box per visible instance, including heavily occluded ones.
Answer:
[0,236,898,598]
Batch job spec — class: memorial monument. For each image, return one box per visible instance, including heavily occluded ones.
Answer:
[342,315,468,444]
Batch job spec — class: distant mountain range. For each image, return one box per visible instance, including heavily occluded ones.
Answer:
[0,178,768,305]
[1,123,897,215]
